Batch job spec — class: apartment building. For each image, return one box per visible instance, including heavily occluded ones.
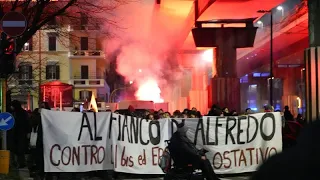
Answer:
[10,16,110,110]
[68,15,110,110]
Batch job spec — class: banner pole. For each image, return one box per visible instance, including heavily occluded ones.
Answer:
[1,78,7,150]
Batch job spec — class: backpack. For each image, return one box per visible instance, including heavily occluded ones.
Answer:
[159,147,171,173]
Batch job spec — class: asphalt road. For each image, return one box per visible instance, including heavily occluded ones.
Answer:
[16,168,250,180]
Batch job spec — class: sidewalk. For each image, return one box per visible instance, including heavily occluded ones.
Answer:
[11,168,250,180]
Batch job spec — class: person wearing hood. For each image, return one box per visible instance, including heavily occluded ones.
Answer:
[169,120,220,180]
[125,105,136,117]
[8,100,29,168]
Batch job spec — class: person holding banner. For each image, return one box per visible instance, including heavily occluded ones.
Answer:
[170,120,220,180]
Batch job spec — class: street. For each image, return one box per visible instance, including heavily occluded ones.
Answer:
[15,168,250,180]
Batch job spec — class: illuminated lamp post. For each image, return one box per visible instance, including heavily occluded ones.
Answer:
[109,81,134,103]
[258,9,273,106]
[257,20,264,28]
[277,6,284,17]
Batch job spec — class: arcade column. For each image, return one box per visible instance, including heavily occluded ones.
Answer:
[275,68,300,116]
[304,0,320,122]
[192,20,258,112]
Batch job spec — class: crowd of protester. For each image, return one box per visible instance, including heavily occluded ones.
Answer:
[0,99,306,180]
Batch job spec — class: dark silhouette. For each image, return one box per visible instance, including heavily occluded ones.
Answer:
[169,120,220,180]
[7,100,29,168]
[251,120,320,180]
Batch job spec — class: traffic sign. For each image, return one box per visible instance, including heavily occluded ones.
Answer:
[0,11,27,37]
[0,112,15,131]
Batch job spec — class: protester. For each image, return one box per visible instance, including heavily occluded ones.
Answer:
[222,107,230,116]
[27,108,41,178]
[169,120,220,180]
[284,105,294,121]
[36,102,52,180]
[23,103,305,180]
[245,108,252,115]
[251,119,319,180]
[8,100,29,168]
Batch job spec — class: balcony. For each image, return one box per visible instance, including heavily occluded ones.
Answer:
[68,50,105,59]
[68,25,101,31]
[69,74,107,88]
[77,94,106,102]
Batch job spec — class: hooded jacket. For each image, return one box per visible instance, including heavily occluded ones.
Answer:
[169,120,203,166]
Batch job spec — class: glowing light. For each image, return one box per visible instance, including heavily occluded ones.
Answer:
[138,69,142,73]
[88,93,98,112]
[135,79,164,103]
[257,21,263,25]
[129,80,133,84]
[277,6,283,11]
[297,97,301,108]
[202,49,213,63]
[24,42,29,47]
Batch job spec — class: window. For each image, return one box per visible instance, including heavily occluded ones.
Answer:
[80,37,88,50]
[23,38,33,51]
[80,13,88,26]
[46,65,60,80]
[81,65,89,79]
[47,17,57,26]
[96,40,102,51]
[18,64,32,85]
[48,36,56,51]
[79,90,92,100]
[19,64,32,80]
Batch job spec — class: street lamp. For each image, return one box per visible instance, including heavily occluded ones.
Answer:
[258,9,273,106]
[277,6,284,17]
[109,82,134,103]
[109,87,128,103]
[257,20,264,28]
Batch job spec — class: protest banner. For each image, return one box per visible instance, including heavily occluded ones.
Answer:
[180,112,282,174]
[110,114,170,174]
[41,110,113,172]
[41,110,282,174]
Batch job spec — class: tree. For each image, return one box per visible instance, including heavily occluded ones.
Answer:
[0,0,127,108]
[0,0,126,56]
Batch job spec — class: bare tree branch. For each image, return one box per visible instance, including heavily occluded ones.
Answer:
[0,0,128,54]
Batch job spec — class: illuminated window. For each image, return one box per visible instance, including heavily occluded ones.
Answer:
[23,39,33,51]
[24,43,29,51]
[79,90,92,100]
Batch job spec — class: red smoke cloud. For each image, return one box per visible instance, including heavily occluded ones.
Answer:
[104,0,189,103]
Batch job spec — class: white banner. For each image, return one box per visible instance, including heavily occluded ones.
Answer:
[42,110,113,172]
[181,113,282,174]
[111,114,170,174]
[42,110,282,174]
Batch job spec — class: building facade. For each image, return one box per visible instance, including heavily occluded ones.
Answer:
[9,16,110,110]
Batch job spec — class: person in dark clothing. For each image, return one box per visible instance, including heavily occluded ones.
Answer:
[207,104,223,116]
[296,114,305,126]
[8,100,29,168]
[27,108,41,177]
[169,120,220,180]
[251,120,320,180]
[284,105,294,121]
[36,102,51,180]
